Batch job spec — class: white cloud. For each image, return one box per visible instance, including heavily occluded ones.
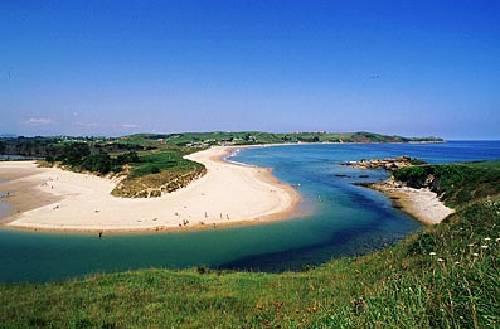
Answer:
[24,117,54,126]
[74,122,99,128]
[73,111,79,117]
[121,124,140,129]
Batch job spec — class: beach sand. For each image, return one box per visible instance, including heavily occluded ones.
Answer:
[0,146,300,232]
[369,182,455,224]
[0,166,61,224]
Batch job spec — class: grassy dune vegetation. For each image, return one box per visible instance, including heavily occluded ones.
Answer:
[0,161,498,328]
[111,148,206,198]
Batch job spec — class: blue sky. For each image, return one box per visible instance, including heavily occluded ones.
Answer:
[1,1,499,139]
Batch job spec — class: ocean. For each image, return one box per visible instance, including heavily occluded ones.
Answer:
[0,141,499,282]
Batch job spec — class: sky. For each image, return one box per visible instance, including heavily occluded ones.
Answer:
[1,1,499,139]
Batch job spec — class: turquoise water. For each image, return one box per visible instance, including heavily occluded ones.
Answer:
[0,141,499,282]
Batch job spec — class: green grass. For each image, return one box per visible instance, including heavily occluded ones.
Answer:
[129,149,202,178]
[0,161,498,328]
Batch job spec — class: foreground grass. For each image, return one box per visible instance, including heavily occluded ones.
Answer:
[0,162,499,328]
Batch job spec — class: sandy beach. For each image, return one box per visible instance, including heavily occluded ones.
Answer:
[369,182,455,224]
[0,146,300,232]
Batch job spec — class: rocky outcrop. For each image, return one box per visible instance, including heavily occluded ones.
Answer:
[342,156,425,170]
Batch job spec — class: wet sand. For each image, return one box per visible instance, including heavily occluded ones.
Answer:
[0,168,61,224]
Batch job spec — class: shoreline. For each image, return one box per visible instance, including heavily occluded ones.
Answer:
[366,181,455,224]
[0,146,302,233]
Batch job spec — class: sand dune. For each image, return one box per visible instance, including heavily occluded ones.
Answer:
[0,146,300,232]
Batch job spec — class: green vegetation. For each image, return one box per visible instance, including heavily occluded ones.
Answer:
[0,161,498,328]
[393,161,500,207]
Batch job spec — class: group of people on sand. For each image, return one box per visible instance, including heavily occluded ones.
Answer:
[173,211,231,228]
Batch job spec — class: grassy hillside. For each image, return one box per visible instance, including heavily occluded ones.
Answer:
[0,162,497,328]
[133,131,443,146]
[393,161,500,207]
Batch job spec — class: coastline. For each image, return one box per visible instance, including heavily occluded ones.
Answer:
[367,181,455,224]
[0,146,301,233]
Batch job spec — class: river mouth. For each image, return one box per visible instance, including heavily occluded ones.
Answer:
[0,141,499,283]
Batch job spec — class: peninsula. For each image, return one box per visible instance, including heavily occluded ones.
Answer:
[0,146,299,232]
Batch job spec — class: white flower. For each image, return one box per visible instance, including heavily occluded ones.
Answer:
[496,238,500,242]
[481,245,488,249]
[437,258,444,262]
[484,237,491,241]
[428,252,436,256]
[472,253,479,257]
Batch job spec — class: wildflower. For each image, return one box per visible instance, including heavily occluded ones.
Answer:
[484,237,491,241]
[467,243,474,247]
[472,253,479,257]
[481,245,488,249]
[496,238,500,242]
[437,258,444,262]
[428,252,436,256]
[455,261,460,265]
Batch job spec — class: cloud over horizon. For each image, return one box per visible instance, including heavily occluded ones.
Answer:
[23,117,54,126]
